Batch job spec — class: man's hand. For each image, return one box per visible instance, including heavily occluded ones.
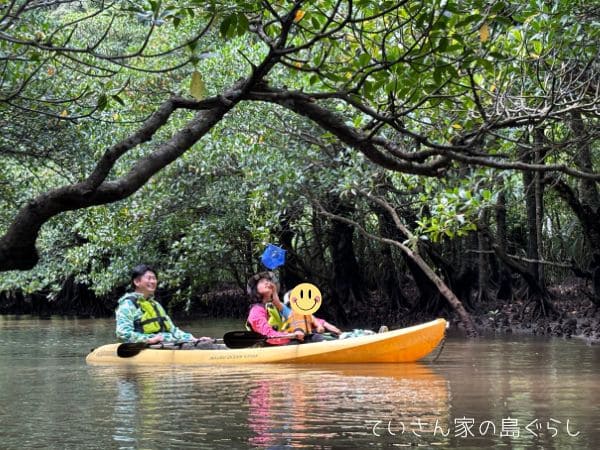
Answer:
[146,334,164,344]
[294,330,305,341]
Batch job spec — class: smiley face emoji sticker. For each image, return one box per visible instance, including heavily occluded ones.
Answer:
[289,283,322,315]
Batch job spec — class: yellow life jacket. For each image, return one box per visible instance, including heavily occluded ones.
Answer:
[286,311,313,334]
[267,302,292,331]
[129,296,171,334]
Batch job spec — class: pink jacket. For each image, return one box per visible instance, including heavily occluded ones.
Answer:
[247,303,291,345]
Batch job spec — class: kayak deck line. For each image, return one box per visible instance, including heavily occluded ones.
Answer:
[86,318,447,365]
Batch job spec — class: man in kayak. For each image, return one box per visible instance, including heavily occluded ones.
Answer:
[246,271,305,345]
[116,264,208,344]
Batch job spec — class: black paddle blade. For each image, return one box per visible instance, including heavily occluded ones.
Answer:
[116,342,148,358]
[222,331,266,349]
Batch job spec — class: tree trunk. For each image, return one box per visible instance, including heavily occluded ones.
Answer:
[521,143,541,283]
[374,205,411,314]
[533,128,546,284]
[513,131,553,314]
[548,113,600,306]
[327,199,365,323]
[276,209,304,291]
[551,113,600,305]
[495,180,513,301]
[519,129,549,295]
[477,209,491,303]
[433,233,477,311]
[571,112,600,214]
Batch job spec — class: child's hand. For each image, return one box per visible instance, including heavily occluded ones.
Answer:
[325,323,342,335]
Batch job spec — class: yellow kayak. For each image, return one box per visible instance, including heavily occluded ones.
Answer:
[86,318,447,365]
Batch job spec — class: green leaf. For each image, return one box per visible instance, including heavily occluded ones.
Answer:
[437,37,449,52]
[455,15,481,28]
[96,94,108,111]
[190,70,206,100]
[236,13,249,36]
[220,14,237,39]
[148,0,160,14]
[480,58,495,73]
[358,53,370,66]
[111,94,125,106]
[433,66,443,84]
[311,16,321,30]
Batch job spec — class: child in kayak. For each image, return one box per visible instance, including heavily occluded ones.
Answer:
[283,291,341,337]
[246,271,305,345]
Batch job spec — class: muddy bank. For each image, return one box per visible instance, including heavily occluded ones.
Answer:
[0,283,250,319]
[0,278,113,317]
[465,282,600,344]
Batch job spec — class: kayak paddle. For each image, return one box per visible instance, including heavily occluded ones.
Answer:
[117,342,150,357]
[116,339,220,358]
[222,331,300,349]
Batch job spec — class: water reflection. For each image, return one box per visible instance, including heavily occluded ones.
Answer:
[87,363,450,448]
[244,364,450,448]
[114,377,138,447]
[435,337,599,449]
[1,318,599,449]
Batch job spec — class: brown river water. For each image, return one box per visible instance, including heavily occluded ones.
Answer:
[0,316,598,449]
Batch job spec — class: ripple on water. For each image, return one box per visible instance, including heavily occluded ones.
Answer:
[1,318,599,449]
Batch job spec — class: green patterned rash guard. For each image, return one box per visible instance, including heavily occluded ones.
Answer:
[115,292,195,343]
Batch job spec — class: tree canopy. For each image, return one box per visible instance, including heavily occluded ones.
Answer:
[0,1,598,328]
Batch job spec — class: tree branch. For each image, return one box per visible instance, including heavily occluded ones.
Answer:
[0,87,248,270]
[314,197,477,336]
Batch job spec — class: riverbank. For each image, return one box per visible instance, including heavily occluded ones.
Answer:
[1,279,598,343]
[466,279,600,345]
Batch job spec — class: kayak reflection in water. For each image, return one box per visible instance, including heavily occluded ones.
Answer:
[247,379,310,447]
[115,264,211,344]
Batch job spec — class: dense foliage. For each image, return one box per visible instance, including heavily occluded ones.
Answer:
[0,1,598,328]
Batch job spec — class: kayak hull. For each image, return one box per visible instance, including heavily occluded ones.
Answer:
[86,318,447,365]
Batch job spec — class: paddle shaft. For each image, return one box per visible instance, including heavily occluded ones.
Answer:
[116,339,222,358]
[222,331,302,349]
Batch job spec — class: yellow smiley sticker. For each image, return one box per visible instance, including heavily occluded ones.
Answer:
[289,283,322,315]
